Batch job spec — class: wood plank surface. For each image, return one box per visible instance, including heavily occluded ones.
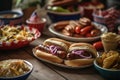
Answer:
[0,46,65,80]
[0,34,105,80]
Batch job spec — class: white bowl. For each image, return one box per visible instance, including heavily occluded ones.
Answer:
[49,22,108,42]
[0,59,33,80]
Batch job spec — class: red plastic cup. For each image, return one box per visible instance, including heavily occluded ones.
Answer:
[26,18,46,32]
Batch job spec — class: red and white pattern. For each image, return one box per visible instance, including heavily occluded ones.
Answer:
[0,25,41,50]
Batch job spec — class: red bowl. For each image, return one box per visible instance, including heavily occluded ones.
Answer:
[0,25,41,50]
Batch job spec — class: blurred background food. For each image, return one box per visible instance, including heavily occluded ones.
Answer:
[93,7,120,32]
[0,10,23,25]
[0,0,119,42]
[46,0,81,23]
[0,0,119,23]
[0,0,119,46]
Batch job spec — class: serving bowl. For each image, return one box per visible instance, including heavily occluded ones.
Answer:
[92,13,106,25]
[0,10,23,25]
[47,6,81,23]
[93,12,120,24]
[92,8,120,25]
[94,57,120,80]
[47,11,81,23]
[0,25,40,50]
[0,59,33,80]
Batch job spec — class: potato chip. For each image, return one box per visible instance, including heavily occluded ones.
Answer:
[0,25,34,42]
[101,50,119,69]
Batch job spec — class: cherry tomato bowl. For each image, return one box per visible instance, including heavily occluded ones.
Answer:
[49,22,108,42]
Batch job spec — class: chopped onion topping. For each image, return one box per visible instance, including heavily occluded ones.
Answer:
[71,50,92,59]
[49,45,62,55]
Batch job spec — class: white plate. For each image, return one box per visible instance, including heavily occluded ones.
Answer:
[49,22,108,42]
[33,48,93,69]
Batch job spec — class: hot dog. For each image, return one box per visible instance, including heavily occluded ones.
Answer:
[34,38,71,64]
[54,21,69,31]
[65,43,98,67]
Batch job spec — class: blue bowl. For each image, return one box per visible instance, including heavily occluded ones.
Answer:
[0,59,33,80]
[0,10,23,25]
[92,13,105,25]
[47,10,81,23]
[94,58,120,80]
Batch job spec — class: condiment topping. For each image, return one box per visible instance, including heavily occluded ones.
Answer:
[101,32,120,42]
[67,49,92,60]
[36,44,66,59]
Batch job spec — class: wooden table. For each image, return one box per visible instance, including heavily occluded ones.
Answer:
[0,34,105,80]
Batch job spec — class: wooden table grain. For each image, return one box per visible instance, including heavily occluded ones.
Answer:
[0,35,105,80]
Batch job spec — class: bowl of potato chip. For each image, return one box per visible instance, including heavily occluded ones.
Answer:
[0,59,33,80]
[94,50,120,80]
[0,25,41,50]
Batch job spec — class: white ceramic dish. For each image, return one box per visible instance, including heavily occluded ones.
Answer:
[33,49,93,69]
[0,59,33,80]
[49,22,108,42]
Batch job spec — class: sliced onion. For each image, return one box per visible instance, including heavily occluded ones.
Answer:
[49,45,62,55]
[71,50,92,59]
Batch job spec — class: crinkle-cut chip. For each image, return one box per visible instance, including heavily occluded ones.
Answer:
[101,52,107,61]
[96,57,103,67]
[103,53,119,68]
[106,51,119,58]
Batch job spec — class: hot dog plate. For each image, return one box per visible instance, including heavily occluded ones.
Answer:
[49,22,108,42]
[33,48,93,69]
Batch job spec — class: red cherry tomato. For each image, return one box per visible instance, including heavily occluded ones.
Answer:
[93,41,103,50]
[90,29,101,37]
[80,26,93,35]
[75,26,81,34]
[85,33,92,37]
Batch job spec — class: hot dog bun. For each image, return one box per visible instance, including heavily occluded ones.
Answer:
[69,43,97,57]
[43,38,71,51]
[65,43,98,67]
[34,38,71,64]
[65,58,94,67]
[34,49,63,63]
